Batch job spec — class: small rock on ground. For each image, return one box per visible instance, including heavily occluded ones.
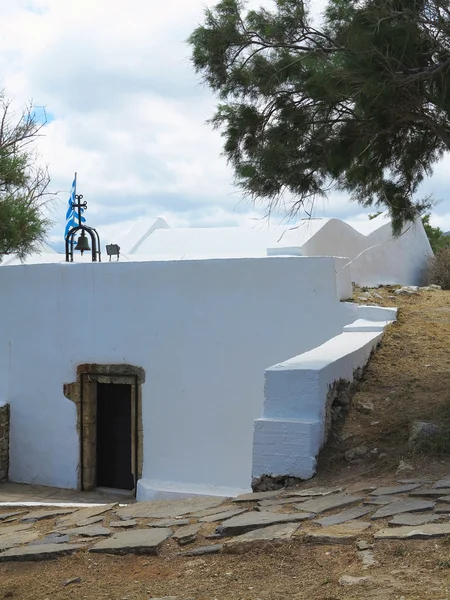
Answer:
[63,577,81,587]
[358,549,377,568]
[356,540,373,550]
[356,400,374,414]
[345,446,369,461]
[409,421,441,443]
[396,460,414,474]
[339,575,372,586]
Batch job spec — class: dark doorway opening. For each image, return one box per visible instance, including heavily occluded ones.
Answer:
[96,383,134,490]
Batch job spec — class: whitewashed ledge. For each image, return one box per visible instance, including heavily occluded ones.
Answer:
[252,304,397,483]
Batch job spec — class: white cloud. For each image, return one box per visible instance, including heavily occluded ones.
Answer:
[0,0,449,249]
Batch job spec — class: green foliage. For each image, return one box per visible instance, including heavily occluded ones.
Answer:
[189,0,450,233]
[0,95,51,262]
[421,213,450,253]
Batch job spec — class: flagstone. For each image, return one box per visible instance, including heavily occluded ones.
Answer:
[433,476,450,489]
[258,498,307,508]
[371,499,435,520]
[62,525,111,537]
[75,516,105,527]
[109,520,137,528]
[389,513,442,526]
[0,523,33,535]
[294,494,363,514]
[232,490,284,503]
[0,511,26,522]
[21,508,76,523]
[286,487,342,498]
[375,523,450,540]
[116,497,225,519]
[0,543,83,562]
[57,504,117,528]
[301,522,370,544]
[89,528,171,555]
[28,533,70,546]
[409,488,450,497]
[364,495,401,505]
[199,509,247,523]
[223,523,299,554]
[315,506,373,527]
[191,505,236,518]
[370,484,421,496]
[147,519,190,528]
[434,505,450,513]
[216,511,313,536]
[172,523,201,545]
[0,531,41,551]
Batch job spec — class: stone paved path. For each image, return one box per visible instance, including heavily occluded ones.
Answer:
[0,475,450,561]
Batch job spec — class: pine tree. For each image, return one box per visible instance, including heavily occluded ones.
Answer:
[189,0,450,233]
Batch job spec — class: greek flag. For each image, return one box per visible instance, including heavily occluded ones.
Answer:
[64,173,85,238]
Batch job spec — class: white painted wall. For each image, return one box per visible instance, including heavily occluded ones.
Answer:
[252,305,397,481]
[0,256,357,497]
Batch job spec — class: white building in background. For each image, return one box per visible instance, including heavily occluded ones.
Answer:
[0,212,423,499]
[3,212,432,287]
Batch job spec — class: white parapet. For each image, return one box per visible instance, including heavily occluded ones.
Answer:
[252,306,397,482]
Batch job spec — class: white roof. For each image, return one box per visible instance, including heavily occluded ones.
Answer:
[0,212,395,266]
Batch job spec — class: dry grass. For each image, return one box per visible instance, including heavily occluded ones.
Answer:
[318,286,450,478]
[426,248,450,290]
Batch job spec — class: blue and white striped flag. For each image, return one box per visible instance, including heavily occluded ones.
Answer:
[64,174,85,238]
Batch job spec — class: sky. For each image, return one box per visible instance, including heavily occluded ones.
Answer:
[0,0,450,250]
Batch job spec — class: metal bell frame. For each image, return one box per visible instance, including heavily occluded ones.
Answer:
[65,194,101,262]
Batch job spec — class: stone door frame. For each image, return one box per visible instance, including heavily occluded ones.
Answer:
[64,364,145,493]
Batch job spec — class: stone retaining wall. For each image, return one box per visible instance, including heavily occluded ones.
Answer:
[0,403,10,482]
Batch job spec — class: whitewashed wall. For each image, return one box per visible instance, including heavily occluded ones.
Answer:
[0,256,358,498]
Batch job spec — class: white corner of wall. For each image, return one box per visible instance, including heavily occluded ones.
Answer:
[136,479,250,501]
[252,417,321,479]
[334,257,353,300]
[252,309,396,483]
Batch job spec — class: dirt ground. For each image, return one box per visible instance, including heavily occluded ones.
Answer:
[1,287,450,600]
